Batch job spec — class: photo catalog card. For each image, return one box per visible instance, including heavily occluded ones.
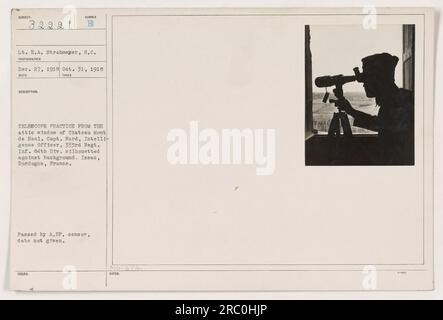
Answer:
[9,7,435,291]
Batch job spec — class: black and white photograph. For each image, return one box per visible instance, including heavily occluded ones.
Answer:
[305,24,415,165]
[1,2,440,302]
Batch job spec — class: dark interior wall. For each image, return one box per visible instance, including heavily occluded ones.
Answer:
[305,25,314,138]
[403,25,415,92]
[305,135,384,165]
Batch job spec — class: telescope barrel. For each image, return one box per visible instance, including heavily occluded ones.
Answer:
[314,75,357,88]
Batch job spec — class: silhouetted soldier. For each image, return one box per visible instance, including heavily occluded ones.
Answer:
[336,53,414,165]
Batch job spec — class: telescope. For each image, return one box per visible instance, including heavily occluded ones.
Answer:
[315,67,364,88]
[315,75,356,88]
[314,67,365,138]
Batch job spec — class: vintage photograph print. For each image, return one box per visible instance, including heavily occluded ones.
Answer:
[305,24,415,165]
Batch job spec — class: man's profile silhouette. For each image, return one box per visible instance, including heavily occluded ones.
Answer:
[335,52,414,165]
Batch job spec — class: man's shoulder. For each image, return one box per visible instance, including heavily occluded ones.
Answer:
[396,88,414,107]
[398,88,413,98]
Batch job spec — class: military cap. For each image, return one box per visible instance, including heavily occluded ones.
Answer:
[361,52,399,80]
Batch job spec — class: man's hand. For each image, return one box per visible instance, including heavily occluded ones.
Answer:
[333,96,356,116]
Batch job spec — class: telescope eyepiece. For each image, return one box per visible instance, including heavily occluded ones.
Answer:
[353,67,365,83]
